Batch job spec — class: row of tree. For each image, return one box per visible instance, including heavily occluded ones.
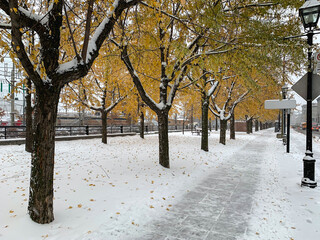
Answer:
[0,0,306,224]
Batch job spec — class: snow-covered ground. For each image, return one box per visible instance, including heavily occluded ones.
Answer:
[0,129,319,240]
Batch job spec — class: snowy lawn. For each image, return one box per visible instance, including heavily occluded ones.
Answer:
[0,129,319,240]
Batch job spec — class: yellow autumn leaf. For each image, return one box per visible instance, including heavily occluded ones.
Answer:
[10,8,18,13]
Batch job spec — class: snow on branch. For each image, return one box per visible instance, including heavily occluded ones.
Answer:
[0,22,11,29]
[56,0,140,85]
[120,45,162,113]
[207,80,219,97]
[85,0,141,64]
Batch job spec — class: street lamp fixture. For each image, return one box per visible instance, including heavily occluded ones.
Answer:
[299,0,320,30]
[299,0,320,188]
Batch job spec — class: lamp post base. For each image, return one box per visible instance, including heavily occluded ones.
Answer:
[301,178,317,188]
[301,154,317,188]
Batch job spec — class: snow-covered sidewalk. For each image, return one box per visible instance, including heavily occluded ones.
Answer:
[0,129,319,240]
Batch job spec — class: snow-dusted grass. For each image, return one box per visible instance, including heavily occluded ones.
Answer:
[0,129,319,240]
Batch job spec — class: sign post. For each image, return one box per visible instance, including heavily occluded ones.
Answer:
[264,99,296,153]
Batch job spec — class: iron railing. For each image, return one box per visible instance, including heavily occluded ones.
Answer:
[0,124,190,139]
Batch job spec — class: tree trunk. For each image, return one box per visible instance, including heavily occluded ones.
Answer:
[101,111,107,144]
[158,111,169,168]
[25,78,33,152]
[215,117,218,131]
[255,120,259,131]
[201,97,209,151]
[246,119,251,134]
[230,113,235,140]
[140,111,144,139]
[28,87,61,224]
[220,119,227,145]
[191,105,194,132]
[249,119,253,133]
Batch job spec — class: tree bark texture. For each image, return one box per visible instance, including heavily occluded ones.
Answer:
[201,97,209,151]
[249,119,253,133]
[230,114,235,140]
[28,87,61,224]
[140,111,144,139]
[246,119,251,134]
[158,112,169,168]
[215,117,218,131]
[101,111,107,144]
[255,120,259,132]
[25,78,33,152]
[220,119,227,145]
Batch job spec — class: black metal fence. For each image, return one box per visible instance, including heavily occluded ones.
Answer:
[0,124,190,140]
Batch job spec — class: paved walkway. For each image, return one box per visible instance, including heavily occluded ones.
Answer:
[134,135,267,240]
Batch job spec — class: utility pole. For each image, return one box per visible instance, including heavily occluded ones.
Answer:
[10,63,15,126]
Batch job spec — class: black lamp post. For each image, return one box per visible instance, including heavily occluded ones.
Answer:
[299,0,320,188]
[282,84,289,147]
[282,84,288,142]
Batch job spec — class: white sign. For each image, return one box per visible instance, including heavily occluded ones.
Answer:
[264,99,296,109]
[291,73,320,101]
[314,52,320,63]
[314,52,320,74]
